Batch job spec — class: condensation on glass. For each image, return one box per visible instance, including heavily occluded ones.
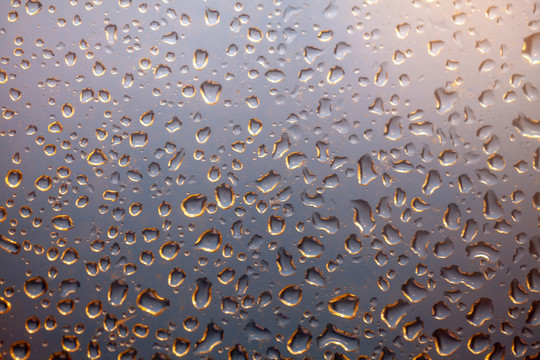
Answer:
[0,0,540,359]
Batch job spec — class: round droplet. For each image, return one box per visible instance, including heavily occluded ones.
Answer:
[24,276,48,299]
[10,341,30,360]
[52,215,74,231]
[35,175,51,191]
[61,103,74,118]
[279,285,302,306]
[5,169,22,188]
[265,69,285,83]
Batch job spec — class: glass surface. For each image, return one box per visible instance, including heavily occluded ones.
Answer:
[1,0,540,359]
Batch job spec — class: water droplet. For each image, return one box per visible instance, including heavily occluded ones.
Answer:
[181,194,207,217]
[194,323,223,354]
[136,289,169,316]
[172,338,190,357]
[25,1,42,15]
[433,329,461,356]
[194,229,221,252]
[5,169,22,188]
[522,32,540,64]
[297,236,324,258]
[108,279,128,306]
[87,149,107,166]
[10,341,30,360]
[316,324,359,351]
[265,69,285,83]
[192,278,212,310]
[279,285,302,306]
[51,215,73,231]
[24,276,48,299]
[287,326,311,354]
[200,81,222,105]
[328,294,359,319]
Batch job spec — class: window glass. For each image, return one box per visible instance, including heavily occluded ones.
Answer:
[1,1,539,359]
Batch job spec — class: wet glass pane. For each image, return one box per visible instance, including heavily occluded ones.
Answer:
[1,0,540,359]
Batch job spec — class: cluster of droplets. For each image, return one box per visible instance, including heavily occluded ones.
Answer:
[1,0,540,359]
